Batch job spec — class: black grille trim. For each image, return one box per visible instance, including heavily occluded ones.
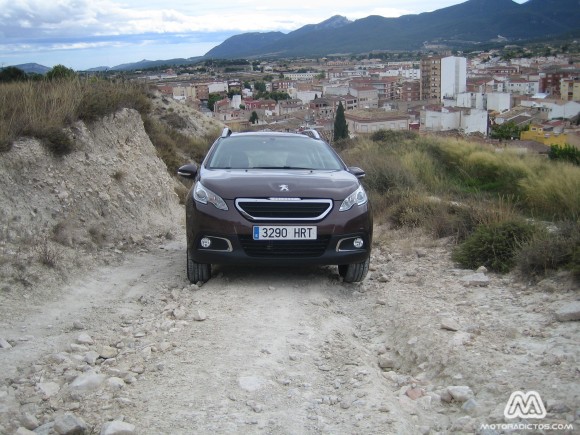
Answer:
[235,198,333,221]
[238,235,331,257]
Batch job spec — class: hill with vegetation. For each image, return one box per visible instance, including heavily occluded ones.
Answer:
[0,72,578,287]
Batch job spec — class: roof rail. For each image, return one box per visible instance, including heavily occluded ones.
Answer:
[221,127,233,138]
[299,129,321,140]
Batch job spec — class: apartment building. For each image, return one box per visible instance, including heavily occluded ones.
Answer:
[560,78,580,101]
[350,77,398,105]
[309,95,357,119]
[504,79,539,96]
[349,85,378,109]
[420,55,467,101]
[399,81,421,102]
[540,67,580,98]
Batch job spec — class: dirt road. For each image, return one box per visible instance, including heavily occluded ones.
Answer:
[1,230,578,434]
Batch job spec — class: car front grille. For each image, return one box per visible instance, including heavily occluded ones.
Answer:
[235,198,333,221]
[238,235,331,257]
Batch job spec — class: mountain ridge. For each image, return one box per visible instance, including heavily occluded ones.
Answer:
[205,0,579,59]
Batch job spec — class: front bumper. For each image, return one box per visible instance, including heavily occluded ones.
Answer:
[186,197,372,266]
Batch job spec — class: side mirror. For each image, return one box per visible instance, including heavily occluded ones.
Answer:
[348,166,365,179]
[177,163,198,179]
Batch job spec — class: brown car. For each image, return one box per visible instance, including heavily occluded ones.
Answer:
[177,128,372,283]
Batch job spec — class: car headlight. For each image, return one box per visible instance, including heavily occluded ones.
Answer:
[339,185,368,212]
[193,182,228,211]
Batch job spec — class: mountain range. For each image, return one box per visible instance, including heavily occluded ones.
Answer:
[10,0,580,73]
[205,0,580,59]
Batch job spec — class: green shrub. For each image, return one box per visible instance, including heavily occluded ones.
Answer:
[161,112,188,129]
[452,220,537,273]
[38,127,75,156]
[516,220,580,279]
[400,149,449,192]
[370,129,418,143]
[463,151,531,194]
[549,144,580,166]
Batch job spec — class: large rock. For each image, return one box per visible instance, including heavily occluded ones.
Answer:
[100,421,136,435]
[460,273,490,287]
[36,382,60,398]
[554,301,580,322]
[54,413,87,435]
[69,372,106,392]
[446,385,474,403]
[0,337,12,349]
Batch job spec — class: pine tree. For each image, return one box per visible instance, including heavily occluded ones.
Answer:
[334,101,349,141]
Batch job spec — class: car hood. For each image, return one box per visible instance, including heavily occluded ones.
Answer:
[200,168,360,201]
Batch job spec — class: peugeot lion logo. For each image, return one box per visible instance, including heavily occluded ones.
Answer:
[279,184,289,192]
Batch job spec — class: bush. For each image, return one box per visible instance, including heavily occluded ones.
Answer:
[389,194,482,240]
[39,127,75,156]
[463,151,530,194]
[143,116,214,173]
[161,112,188,129]
[78,81,151,122]
[516,220,580,279]
[370,129,418,143]
[452,220,537,273]
[549,144,580,166]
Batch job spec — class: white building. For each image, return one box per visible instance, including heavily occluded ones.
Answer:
[283,72,318,81]
[208,81,228,93]
[504,79,539,95]
[324,85,350,96]
[449,91,512,113]
[230,94,242,109]
[441,56,467,100]
[520,99,580,120]
[295,90,320,104]
[421,106,488,135]
[486,92,512,112]
[379,68,421,80]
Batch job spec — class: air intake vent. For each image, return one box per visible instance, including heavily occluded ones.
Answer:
[238,236,331,257]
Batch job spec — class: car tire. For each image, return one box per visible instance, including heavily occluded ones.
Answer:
[187,248,211,283]
[340,257,370,283]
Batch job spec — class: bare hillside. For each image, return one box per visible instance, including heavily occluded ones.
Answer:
[0,107,578,435]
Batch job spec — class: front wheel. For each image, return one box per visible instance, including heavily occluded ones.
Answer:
[187,248,211,283]
[339,257,370,283]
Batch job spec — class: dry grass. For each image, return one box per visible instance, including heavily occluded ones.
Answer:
[519,162,580,220]
[339,130,580,276]
[0,78,151,153]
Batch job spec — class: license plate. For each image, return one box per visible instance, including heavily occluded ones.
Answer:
[253,226,317,240]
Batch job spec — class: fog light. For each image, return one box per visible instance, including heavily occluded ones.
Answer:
[353,238,364,249]
[200,237,211,248]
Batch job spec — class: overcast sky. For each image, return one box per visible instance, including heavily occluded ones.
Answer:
[1,0,528,71]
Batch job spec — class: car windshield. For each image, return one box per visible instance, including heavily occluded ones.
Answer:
[206,135,344,170]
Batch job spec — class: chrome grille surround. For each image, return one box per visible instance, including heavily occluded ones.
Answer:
[235,198,333,221]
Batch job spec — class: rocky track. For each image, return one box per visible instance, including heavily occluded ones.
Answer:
[1,229,578,434]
